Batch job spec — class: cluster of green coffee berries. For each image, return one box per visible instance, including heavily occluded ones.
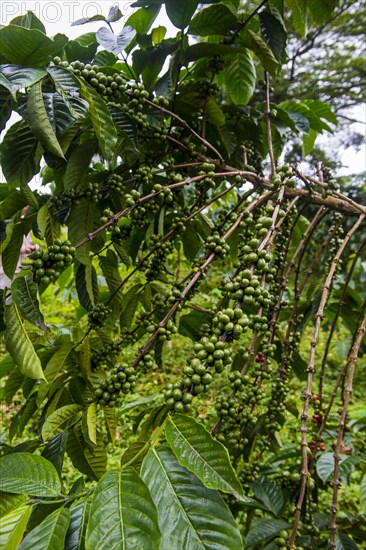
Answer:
[152,184,174,205]
[94,363,136,406]
[28,239,75,285]
[49,189,77,212]
[88,303,111,328]
[91,341,121,369]
[205,232,230,259]
[274,530,290,549]
[270,164,295,189]
[108,174,124,194]
[85,182,102,203]
[164,383,193,413]
[146,319,178,341]
[53,58,127,101]
[136,352,155,373]
[242,140,264,175]
[208,54,225,74]
[197,162,217,191]
[200,80,219,96]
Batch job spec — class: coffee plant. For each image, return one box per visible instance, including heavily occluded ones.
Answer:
[0,2,365,549]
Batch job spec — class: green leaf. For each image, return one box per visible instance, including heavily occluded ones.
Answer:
[63,140,97,190]
[0,64,46,99]
[11,275,48,331]
[79,79,117,162]
[286,0,308,36]
[280,100,333,133]
[75,263,98,309]
[10,11,46,32]
[189,4,237,36]
[68,200,103,264]
[0,120,41,187]
[120,284,143,328]
[125,6,160,34]
[4,302,45,380]
[241,29,279,75]
[37,343,73,405]
[185,43,242,61]
[41,430,69,477]
[0,493,27,519]
[108,104,138,147]
[303,128,318,156]
[301,99,338,124]
[96,26,136,55]
[178,309,212,341]
[245,518,291,546]
[26,81,64,158]
[18,507,70,550]
[141,446,243,550]
[0,503,32,550]
[0,452,61,497]
[1,221,23,279]
[104,406,118,444]
[224,50,256,105]
[99,251,123,306]
[71,14,106,26]
[152,26,167,45]
[335,533,359,550]
[65,500,90,550]
[121,441,149,468]
[0,26,67,66]
[65,40,98,63]
[82,403,97,446]
[249,475,284,516]
[0,87,12,132]
[206,98,225,127]
[259,7,287,62]
[9,394,38,440]
[42,404,83,441]
[316,453,359,483]
[307,0,338,24]
[166,0,198,29]
[166,414,245,500]
[86,468,161,550]
[67,424,107,481]
[361,473,366,512]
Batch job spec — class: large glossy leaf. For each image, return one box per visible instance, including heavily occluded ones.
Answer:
[79,80,117,162]
[4,302,45,380]
[165,414,244,500]
[241,29,279,75]
[0,65,46,98]
[249,475,284,516]
[86,468,161,550]
[0,452,61,497]
[245,518,291,547]
[11,275,48,331]
[10,11,46,32]
[224,50,256,105]
[259,7,287,62]
[188,3,237,35]
[18,507,70,550]
[65,500,90,550]
[0,503,32,550]
[141,446,243,550]
[63,140,97,190]
[108,105,138,147]
[96,26,136,55]
[0,119,41,186]
[37,343,74,405]
[42,404,83,441]
[0,26,67,66]
[41,430,69,477]
[125,6,160,33]
[0,493,27,519]
[26,81,64,158]
[67,425,107,481]
[81,403,97,446]
[1,221,23,279]
[165,0,198,29]
[0,87,12,132]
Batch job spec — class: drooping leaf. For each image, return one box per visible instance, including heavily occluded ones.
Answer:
[245,518,291,547]
[0,26,67,66]
[0,503,32,550]
[1,221,23,279]
[224,50,256,105]
[0,452,61,497]
[85,468,161,550]
[104,406,118,444]
[4,302,45,380]
[0,64,46,100]
[96,26,136,55]
[37,343,73,405]
[11,274,48,331]
[65,499,90,550]
[165,0,199,29]
[188,3,237,36]
[165,414,245,500]
[81,403,97,446]
[241,29,279,75]
[42,404,83,441]
[9,394,38,440]
[75,263,99,309]
[249,475,284,516]
[71,14,106,26]
[0,120,41,187]
[79,79,117,162]
[10,11,46,32]
[63,139,97,190]
[259,7,287,62]
[141,446,243,550]
[41,430,69,477]
[26,81,65,158]
[18,507,70,550]
[120,284,143,328]
[68,200,103,264]
[67,424,107,481]
[125,6,160,34]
